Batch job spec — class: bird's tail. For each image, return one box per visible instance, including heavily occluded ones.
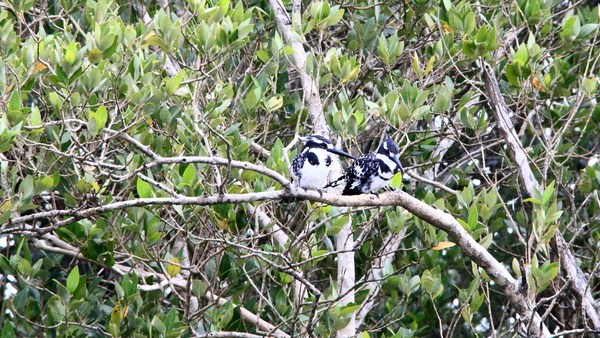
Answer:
[324,175,345,189]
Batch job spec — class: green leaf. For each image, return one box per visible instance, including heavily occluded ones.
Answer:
[67,266,80,293]
[561,16,580,39]
[448,9,463,32]
[17,257,31,275]
[102,35,119,58]
[0,201,11,224]
[76,179,93,193]
[167,257,181,277]
[423,191,435,205]
[245,87,261,109]
[192,280,208,298]
[87,113,100,136]
[523,197,542,205]
[457,218,471,232]
[464,11,476,34]
[512,258,521,278]
[152,316,167,334]
[9,91,21,111]
[332,215,349,229]
[579,23,598,38]
[137,177,153,198]
[515,43,528,66]
[433,86,451,113]
[265,95,283,111]
[165,74,183,95]
[479,233,492,249]
[339,303,361,316]
[326,7,344,26]
[96,105,108,127]
[182,164,196,185]
[475,25,488,45]
[311,250,330,262]
[421,269,436,293]
[542,180,554,205]
[87,47,103,64]
[0,254,16,276]
[56,282,70,303]
[582,77,597,95]
[468,205,478,230]
[390,172,403,188]
[347,114,358,135]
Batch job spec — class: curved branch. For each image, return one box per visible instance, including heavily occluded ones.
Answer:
[482,61,600,333]
[112,155,291,189]
[8,186,549,337]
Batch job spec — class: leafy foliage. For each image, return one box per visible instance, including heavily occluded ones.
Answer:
[1,0,600,337]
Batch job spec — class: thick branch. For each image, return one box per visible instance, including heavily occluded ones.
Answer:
[268,0,327,136]
[481,62,537,195]
[336,217,355,338]
[482,61,599,333]
[10,187,550,336]
[196,333,271,338]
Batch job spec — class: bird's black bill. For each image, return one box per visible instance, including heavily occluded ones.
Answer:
[327,148,356,159]
[392,156,405,175]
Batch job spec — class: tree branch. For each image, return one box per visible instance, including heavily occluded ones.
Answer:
[482,61,599,335]
[268,0,327,137]
[196,333,271,338]
[11,184,551,337]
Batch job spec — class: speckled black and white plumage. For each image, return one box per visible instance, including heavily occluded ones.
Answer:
[292,135,355,194]
[327,135,404,195]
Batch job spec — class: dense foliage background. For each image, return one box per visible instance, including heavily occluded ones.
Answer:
[1,0,600,337]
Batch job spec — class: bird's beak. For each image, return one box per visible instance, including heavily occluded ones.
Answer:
[327,148,356,160]
[392,156,405,175]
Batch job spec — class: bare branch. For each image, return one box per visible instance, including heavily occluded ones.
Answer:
[196,333,271,338]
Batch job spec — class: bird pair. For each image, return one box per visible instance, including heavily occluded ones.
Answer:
[292,134,404,196]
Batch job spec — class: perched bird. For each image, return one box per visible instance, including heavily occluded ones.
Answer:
[327,135,404,195]
[292,135,356,195]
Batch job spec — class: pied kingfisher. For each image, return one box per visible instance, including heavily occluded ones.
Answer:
[292,135,356,195]
[327,135,404,195]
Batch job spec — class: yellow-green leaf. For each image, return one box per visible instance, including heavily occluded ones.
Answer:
[167,257,181,277]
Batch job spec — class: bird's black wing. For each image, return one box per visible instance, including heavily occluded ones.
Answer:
[342,153,379,195]
[291,153,306,180]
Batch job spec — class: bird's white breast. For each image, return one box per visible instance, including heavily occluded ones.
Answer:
[362,154,398,193]
[299,148,332,190]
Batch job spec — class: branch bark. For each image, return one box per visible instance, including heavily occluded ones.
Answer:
[482,61,600,334]
[267,0,327,137]
[11,185,551,336]
[336,217,355,337]
[267,0,356,335]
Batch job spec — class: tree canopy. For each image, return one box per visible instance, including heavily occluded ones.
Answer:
[1,0,600,337]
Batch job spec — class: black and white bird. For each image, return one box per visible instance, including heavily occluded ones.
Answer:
[327,135,404,195]
[292,135,356,195]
